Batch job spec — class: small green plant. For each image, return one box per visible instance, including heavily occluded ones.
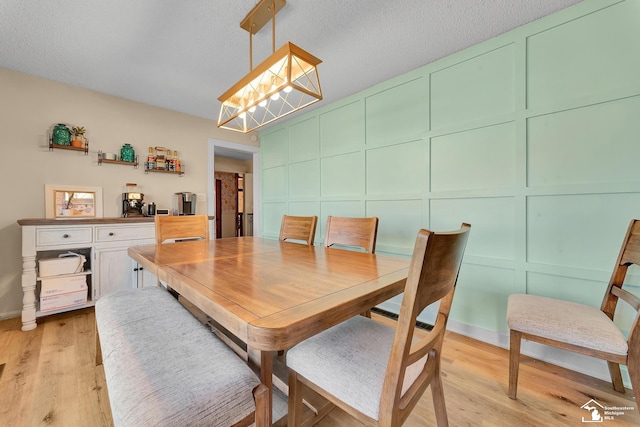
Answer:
[72,126,86,136]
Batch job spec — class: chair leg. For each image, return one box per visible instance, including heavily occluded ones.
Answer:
[628,356,640,415]
[253,383,270,427]
[607,361,624,393]
[431,363,449,427]
[288,370,304,427]
[508,330,522,399]
[95,322,102,366]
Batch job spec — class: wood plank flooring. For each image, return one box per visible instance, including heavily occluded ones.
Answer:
[0,308,637,426]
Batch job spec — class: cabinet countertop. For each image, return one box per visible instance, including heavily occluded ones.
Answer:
[17,217,155,226]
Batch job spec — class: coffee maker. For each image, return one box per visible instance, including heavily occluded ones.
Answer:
[173,192,197,215]
[122,185,145,217]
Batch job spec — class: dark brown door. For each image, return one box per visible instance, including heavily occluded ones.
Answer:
[236,174,243,237]
[215,179,222,238]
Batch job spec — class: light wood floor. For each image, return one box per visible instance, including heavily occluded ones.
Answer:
[1,308,638,426]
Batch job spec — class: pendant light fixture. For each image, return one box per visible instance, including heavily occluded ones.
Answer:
[217,0,322,133]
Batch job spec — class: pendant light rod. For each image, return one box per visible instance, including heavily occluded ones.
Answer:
[242,0,284,71]
[249,24,253,70]
[271,0,276,53]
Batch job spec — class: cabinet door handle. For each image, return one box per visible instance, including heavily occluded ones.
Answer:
[62,234,70,238]
[109,232,115,236]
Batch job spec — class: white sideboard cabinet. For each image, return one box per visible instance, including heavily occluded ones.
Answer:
[18,218,157,331]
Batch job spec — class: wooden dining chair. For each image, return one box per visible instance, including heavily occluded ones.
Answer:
[155,214,209,244]
[279,215,318,245]
[286,223,471,427]
[154,214,209,289]
[324,215,379,253]
[324,215,379,317]
[154,214,246,358]
[507,219,640,412]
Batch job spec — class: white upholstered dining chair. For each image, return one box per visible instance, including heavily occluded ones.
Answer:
[507,219,640,412]
[286,223,471,427]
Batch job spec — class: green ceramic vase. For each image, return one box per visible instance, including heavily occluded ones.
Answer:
[120,143,135,162]
[52,124,71,146]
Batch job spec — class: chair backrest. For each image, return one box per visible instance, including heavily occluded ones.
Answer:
[601,219,640,348]
[379,223,470,424]
[324,216,379,253]
[155,215,209,244]
[279,215,318,245]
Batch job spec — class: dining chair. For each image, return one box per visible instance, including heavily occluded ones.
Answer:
[155,214,209,244]
[324,215,379,317]
[279,215,318,245]
[507,218,640,412]
[286,223,471,427]
[154,214,246,358]
[324,215,379,253]
[154,214,209,290]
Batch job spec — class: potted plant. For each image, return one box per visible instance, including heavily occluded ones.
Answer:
[71,126,86,148]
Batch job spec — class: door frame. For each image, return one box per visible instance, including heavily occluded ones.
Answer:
[207,139,260,238]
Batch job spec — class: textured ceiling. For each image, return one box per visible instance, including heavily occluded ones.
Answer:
[0,0,582,130]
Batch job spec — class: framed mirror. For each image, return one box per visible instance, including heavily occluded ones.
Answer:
[45,185,103,219]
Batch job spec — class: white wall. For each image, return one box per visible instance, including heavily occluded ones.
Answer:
[0,67,257,319]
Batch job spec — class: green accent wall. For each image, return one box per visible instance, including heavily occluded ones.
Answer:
[259,0,640,376]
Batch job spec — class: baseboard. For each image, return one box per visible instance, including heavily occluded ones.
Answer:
[0,310,21,322]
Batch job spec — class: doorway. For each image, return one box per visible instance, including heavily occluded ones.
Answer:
[213,171,242,238]
[208,140,260,239]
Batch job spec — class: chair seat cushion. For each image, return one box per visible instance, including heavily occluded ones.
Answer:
[286,315,426,420]
[96,287,260,427]
[507,294,628,355]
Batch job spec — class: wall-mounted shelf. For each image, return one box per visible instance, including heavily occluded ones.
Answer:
[144,164,184,176]
[49,138,89,155]
[98,151,138,168]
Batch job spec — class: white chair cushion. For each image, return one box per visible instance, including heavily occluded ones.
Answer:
[286,315,427,420]
[507,294,628,355]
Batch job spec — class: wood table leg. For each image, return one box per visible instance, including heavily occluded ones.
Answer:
[249,348,274,426]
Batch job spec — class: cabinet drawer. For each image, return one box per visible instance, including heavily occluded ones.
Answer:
[95,225,155,243]
[36,228,93,246]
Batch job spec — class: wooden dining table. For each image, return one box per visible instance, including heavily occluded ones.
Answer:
[128,237,410,425]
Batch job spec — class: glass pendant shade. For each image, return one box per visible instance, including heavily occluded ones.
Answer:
[217,42,322,133]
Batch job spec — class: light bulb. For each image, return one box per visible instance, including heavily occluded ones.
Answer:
[284,85,292,93]
[271,91,280,101]
[259,99,267,108]
[239,112,246,119]
[248,106,256,113]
